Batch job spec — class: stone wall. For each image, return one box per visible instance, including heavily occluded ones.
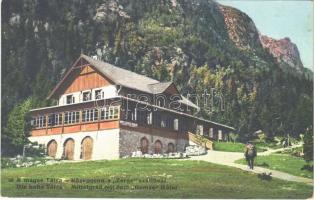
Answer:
[119,129,188,157]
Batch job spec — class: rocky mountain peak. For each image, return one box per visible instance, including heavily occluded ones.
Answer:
[219,5,262,51]
[219,3,304,71]
[259,35,304,70]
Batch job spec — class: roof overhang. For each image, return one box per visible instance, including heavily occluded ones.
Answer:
[47,55,116,99]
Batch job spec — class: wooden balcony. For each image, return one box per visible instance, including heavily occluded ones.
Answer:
[30,106,120,137]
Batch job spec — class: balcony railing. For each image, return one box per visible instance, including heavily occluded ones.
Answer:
[31,106,120,129]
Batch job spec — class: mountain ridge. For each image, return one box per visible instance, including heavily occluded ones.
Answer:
[1,0,312,155]
[218,4,309,75]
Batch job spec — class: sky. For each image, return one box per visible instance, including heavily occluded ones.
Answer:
[217,0,313,69]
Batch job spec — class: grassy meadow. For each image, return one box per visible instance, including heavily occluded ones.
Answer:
[235,154,313,179]
[213,142,268,153]
[1,159,312,198]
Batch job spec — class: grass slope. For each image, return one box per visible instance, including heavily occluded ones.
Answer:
[213,142,278,153]
[1,159,312,198]
[235,154,313,179]
[213,142,246,152]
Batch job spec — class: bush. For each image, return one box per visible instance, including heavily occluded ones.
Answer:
[1,157,17,168]
[1,142,51,169]
[24,142,46,157]
[1,156,49,169]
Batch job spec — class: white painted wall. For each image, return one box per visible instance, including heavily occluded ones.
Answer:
[58,85,118,106]
[28,129,120,160]
[59,91,81,106]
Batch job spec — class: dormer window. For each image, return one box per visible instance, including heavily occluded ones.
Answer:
[66,95,75,104]
[95,89,103,100]
[82,91,91,102]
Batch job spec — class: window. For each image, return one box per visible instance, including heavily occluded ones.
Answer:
[100,107,109,120]
[54,113,63,126]
[197,125,204,135]
[48,114,55,126]
[109,107,114,119]
[31,118,36,127]
[82,110,89,122]
[100,106,119,120]
[82,109,98,122]
[161,118,166,128]
[131,108,137,121]
[209,128,214,138]
[39,116,46,128]
[157,98,165,107]
[218,130,223,140]
[137,110,147,125]
[174,119,179,131]
[64,111,79,124]
[31,107,119,130]
[95,89,103,100]
[66,95,75,104]
[114,107,119,118]
[147,112,152,125]
[33,115,46,128]
[82,91,91,102]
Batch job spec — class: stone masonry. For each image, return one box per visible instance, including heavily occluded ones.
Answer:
[119,129,188,157]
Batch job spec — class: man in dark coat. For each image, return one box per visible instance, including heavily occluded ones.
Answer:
[245,142,257,170]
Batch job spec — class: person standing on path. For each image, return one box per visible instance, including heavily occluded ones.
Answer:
[245,142,257,170]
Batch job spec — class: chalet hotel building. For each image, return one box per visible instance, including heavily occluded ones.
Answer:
[29,55,234,160]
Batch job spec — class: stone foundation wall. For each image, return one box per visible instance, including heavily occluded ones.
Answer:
[119,129,188,157]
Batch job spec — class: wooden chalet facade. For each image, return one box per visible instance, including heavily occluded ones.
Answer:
[29,54,235,160]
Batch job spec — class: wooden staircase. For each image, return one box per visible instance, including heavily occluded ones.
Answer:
[188,132,213,150]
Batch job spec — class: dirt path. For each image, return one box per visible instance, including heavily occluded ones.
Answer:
[258,143,302,156]
[188,147,313,185]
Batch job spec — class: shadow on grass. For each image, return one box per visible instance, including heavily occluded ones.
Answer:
[257,172,272,181]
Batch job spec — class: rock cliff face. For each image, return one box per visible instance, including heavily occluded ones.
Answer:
[259,35,304,70]
[219,5,262,51]
[219,4,304,71]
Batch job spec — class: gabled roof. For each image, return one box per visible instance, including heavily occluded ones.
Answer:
[81,54,159,94]
[147,82,181,95]
[48,54,199,109]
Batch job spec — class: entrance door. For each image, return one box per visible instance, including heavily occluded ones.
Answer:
[47,140,57,158]
[81,137,93,160]
[167,143,175,153]
[63,139,75,160]
[140,137,149,154]
[154,140,162,154]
